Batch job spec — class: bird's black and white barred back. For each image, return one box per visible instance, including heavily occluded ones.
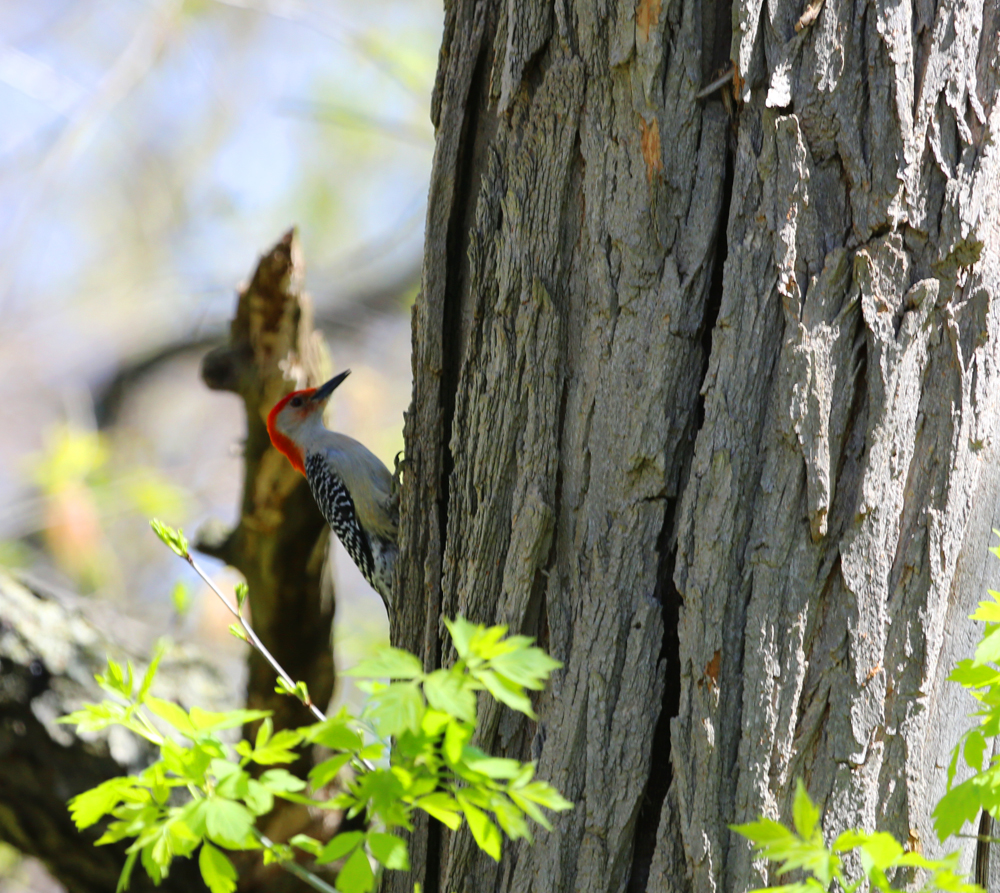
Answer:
[304,452,393,608]
[267,371,397,613]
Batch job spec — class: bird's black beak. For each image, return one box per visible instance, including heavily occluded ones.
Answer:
[311,369,351,402]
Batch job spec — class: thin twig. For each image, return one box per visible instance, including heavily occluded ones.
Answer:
[184,552,327,723]
[257,832,341,893]
[182,546,381,770]
[956,833,1000,844]
[695,65,736,101]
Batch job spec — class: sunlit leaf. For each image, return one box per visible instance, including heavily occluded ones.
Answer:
[345,648,424,679]
[368,832,409,870]
[68,778,143,829]
[415,793,463,830]
[791,780,819,839]
[204,798,256,848]
[423,669,476,723]
[443,616,479,660]
[199,842,238,893]
[337,846,375,893]
[366,681,424,737]
[316,831,365,864]
[458,795,501,861]
[259,768,307,794]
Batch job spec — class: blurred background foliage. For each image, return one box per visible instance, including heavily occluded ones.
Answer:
[0,1,438,885]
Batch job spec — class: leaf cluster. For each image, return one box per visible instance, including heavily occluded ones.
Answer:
[62,618,571,893]
[733,782,978,893]
[733,536,1000,893]
[934,538,1000,841]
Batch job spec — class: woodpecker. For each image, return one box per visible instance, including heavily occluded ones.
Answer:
[266,370,397,610]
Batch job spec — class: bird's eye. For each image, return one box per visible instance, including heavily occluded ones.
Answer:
[290,396,303,408]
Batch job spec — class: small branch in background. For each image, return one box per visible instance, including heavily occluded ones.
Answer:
[694,64,736,101]
[195,229,335,737]
[92,258,419,429]
[278,99,433,148]
[193,230,347,892]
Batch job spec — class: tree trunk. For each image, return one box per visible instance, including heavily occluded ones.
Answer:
[392,1,1000,892]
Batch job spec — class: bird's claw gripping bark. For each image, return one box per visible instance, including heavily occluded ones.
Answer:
[391,450,405,502]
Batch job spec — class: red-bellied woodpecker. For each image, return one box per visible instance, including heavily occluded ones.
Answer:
[266,369,397,611]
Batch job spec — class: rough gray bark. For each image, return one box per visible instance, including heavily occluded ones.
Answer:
[393,1,1000,892]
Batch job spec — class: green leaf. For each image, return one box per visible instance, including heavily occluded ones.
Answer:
[444,720,472,765]
[234,582,248,612]
[244,780,274,816]
[171,581,191,617]
[458,795,502,861]
[204,798,256,848]
[100,658,133,699]
[210,759,249,799]
[974,628,1000,666]
[190,707,270,733]
[475,669,535,718]
[949,659,1000,689]
[468,625,508,660]
[146,697,196,737]
[858,832,903,871]
[423,669,476,723]
[139,841,163,886]
[230,624,249,643]
[305,715,364,751]
[249,728,303,764]
[732,817,795,845]
[971,591,1000,623]
[289,834,323,857]
[259,768,307,793]
[421,708,452,737]
[68,778,143,829]
[199,842,238,893]
[256,717,273,749]
[345,648,424,679]
[368,832,410,870]
[444,616,479,660]
[415,793,463,830]
[177,799,208,838]
[337,846,375,893]
[964,730,986,771]
[316,831,365,864]
[515,780,573,813]
[137,648,165,703]
[791,780,819,839]
[487,645,562,690]
[463,753,523,780]
[491,793,531,842]
[947,742,961,788]
[510,762,535,789]
[150,520,190,558]
[366,681,424,737]
[509,791,552,831]
[310,754,353,789]
[832,829,868,853]
[933,778,981,840]
[60,701,129,734]
[116,848,138,893]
